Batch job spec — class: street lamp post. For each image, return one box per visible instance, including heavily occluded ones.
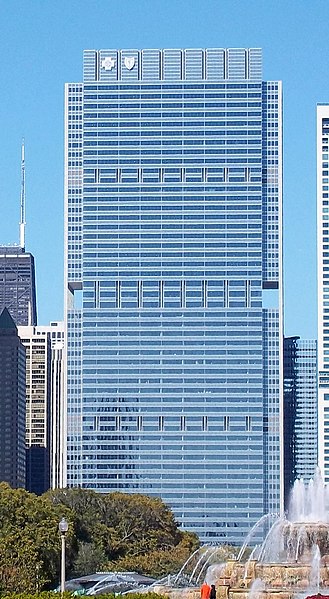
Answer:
[59,517,68,593]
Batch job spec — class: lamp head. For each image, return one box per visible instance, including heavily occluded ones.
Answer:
[59,517,68,535]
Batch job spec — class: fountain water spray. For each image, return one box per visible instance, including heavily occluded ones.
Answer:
[309,544,321,592]
[159,470,329,599]
[288,468,329,524]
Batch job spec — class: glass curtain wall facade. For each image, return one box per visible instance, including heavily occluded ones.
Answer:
[0,246,37,326]
[283,337,317,508]
[65,48,283,543]
[0,308,26,488]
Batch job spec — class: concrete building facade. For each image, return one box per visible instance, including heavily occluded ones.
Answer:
[18,325,51,494]
[18,321,65,493]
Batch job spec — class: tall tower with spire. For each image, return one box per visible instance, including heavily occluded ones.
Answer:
[0,141,37,325]
[20,139,26,251]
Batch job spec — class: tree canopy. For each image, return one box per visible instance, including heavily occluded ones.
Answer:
[46,488,199,578]
[0,483,70,592]
[0,483,199,592]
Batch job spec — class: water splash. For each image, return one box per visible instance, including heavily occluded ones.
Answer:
[189,547,214,584]
[238,514,277,562]
[257,518,286,563]
[196,550,223,585]
[237,470,329,565]
[288,468,329,523]
[173,547,204,585]
[205,563,225,586]
[162,469,329,597]
[248,578,265,599]
[309,544,321,591]
[173,546,221,587]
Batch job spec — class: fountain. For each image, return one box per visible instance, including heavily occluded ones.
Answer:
[152,469,329,599]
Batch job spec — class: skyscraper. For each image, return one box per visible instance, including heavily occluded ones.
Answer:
[283,337,317,507]
[18,325,51,494]
[0,307,26,488]
[317,105,329,482]
[18,321,65,493]
[65,48,283,543]
[0,246,37,326]
[36,321,65,490]
[0,143,37,326]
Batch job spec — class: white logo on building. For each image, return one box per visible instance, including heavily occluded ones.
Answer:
[101,57,115,71]
[124,56,135,70]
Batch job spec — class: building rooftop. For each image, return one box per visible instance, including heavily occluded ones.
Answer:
[0,307,17,331]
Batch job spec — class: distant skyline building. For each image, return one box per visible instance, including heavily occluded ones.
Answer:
[64,48,283,543]
[18,325,51,494]
[0,246,37,326]
[18,321,65,493]
[0,142,37,326]
[317,105,329,482]
[0,307,26,488]
[37,321,65,490]
[283,336,317,507]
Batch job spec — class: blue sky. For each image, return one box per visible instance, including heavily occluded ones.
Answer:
[0,0,326,338]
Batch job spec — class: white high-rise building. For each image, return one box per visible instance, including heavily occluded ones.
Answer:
[36,321,65,489]
[18,325,51,493]
[18,321,65,491]
[48,322,65,489]
[317,105,329,480]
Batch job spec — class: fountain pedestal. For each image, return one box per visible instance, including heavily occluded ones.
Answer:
[155,472,329,599]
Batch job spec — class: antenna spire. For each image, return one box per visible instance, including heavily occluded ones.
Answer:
[19,139,26,250]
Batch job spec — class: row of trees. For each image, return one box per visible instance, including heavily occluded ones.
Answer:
[0,483,199,593]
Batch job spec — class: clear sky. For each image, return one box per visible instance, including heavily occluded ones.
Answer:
[0,0,326,338]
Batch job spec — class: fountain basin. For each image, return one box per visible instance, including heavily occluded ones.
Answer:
[161,471,329,599]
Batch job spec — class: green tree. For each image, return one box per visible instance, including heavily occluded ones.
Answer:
[0,483,200,591]
[0,483,72,592]
[72,542,107,577]
[46,488,106,545]
[46,488,200,578]
[108,530,200,578]
[101,492,182,559]
[0,534,41,593]
[45,488,115,559]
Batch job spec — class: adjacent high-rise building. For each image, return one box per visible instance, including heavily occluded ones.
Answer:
[0,143,37,326]
[283,337,317,507]
[64,48,283,543]
[18,321,65,493]
[0,246,37,326]
[0,307,26,488]
[39,321,65,490]
[18,325,51,494]
[317,105,329,482]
